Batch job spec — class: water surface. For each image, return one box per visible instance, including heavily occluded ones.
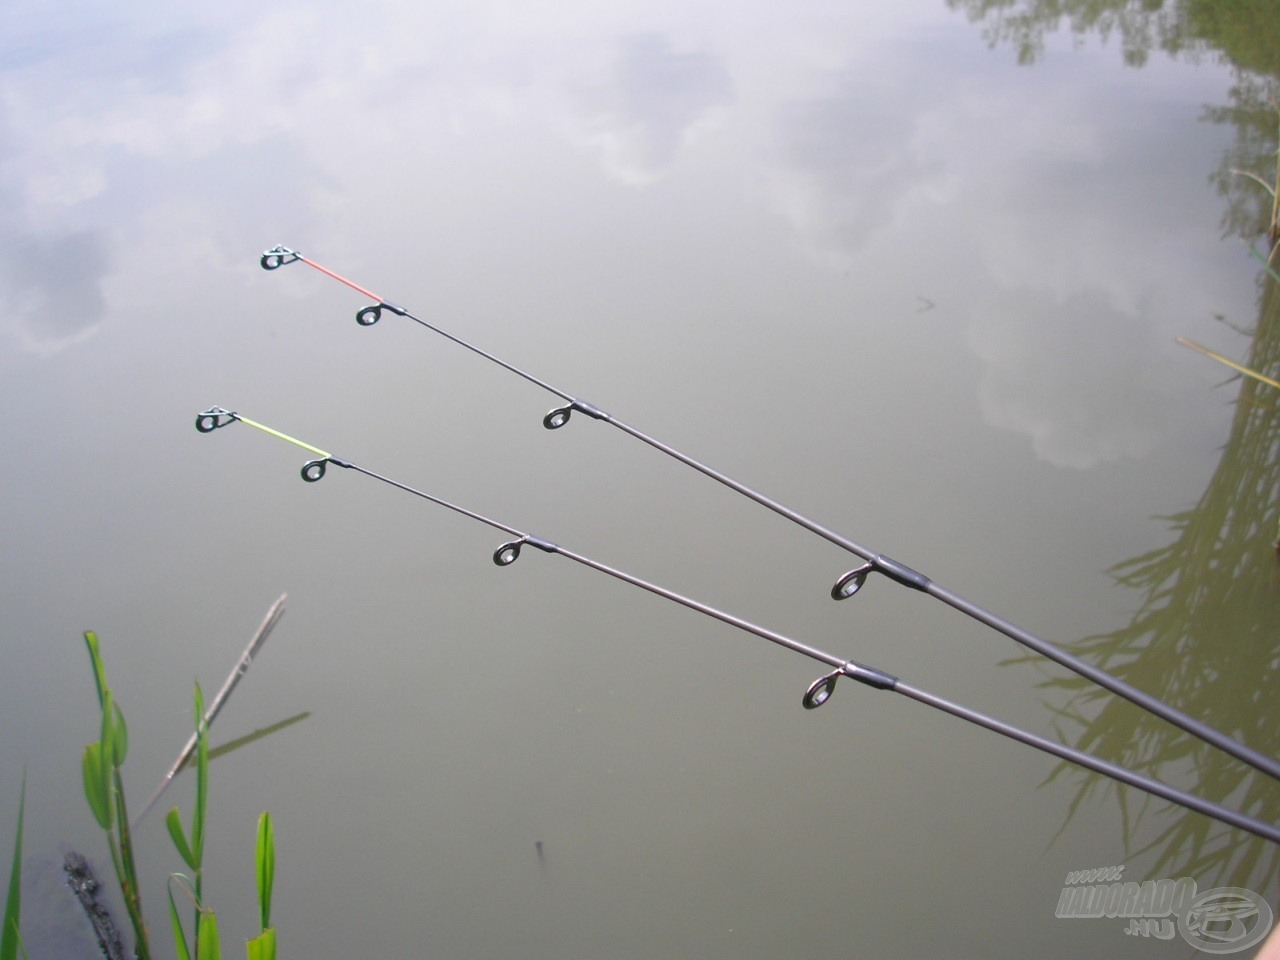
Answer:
[1,2,1277,957]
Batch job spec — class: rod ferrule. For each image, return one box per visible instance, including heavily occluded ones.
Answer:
[874,555,931,591]
[843,662,898,690]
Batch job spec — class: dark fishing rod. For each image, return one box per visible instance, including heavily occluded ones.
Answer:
[194,405,1280,844]
[258,244,1280,784]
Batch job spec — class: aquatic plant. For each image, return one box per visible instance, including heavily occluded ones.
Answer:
[247,813,276,960]
[159,686,276,960]
[81,630,152,960]
[163,681,213,960]
[79,634,279,960]
[0,624,286,960]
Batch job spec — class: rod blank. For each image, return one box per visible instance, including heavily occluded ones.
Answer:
[195,408,1280,845]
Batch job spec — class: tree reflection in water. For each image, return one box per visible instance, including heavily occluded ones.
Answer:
[1026,276,1279,889]
[951,0,1280,890]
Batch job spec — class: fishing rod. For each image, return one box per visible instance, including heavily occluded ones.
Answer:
[194,405,1280,845]
[258,244,1280,784]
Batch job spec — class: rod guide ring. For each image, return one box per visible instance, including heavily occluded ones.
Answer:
[494,539,526,566]
[832,563,874,600]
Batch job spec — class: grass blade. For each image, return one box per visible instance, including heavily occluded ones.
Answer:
[109,701,128,768]
[82,744,111,830]
[245,927,275,960]
[255,812,274,932]
[192,684,208,867]
[166,880,193,960]
[1176,337,1280,391]
[166,809,196,871]
[1230,167,1278,200]
[1,775,25,960]
[195,910,220,960]
[206,712,310,763]
[1244,238,1280,286]
[83,631,109,710]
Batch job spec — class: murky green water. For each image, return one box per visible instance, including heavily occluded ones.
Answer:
[1,2,1277,957]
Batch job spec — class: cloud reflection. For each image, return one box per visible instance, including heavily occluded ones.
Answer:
[769,51,1232,468]
[0,228,109,354]
[565,33,732,185]
[966,285,1177,468]
[771,78,939,269]
[0,1,1240,467]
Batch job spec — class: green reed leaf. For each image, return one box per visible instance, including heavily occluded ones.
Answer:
[245,927,275,960]
[109,701,128,768]
[255,812,274,932]
[83,631,109,710]
[82,743,112,830]
[192,684,208,866]
[195,910,220,960]
[1,776,26,960]
[167,879,193,960]
[166,808,196,871]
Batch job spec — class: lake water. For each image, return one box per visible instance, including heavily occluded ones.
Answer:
[1,1,1278,957]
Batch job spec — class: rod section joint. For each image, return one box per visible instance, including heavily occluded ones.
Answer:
[874,555,931,591]
[843,662,899,690]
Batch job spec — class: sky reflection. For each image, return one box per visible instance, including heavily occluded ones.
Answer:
[0,1,1242,469]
